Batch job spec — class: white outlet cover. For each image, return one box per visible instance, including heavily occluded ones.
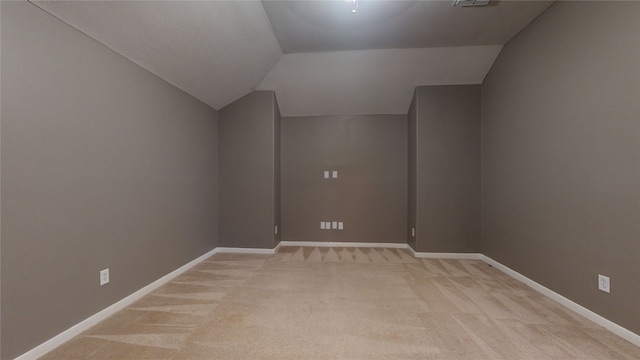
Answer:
[598,274,610,293]
[332,170,338,178]
[338,222,344,230]
[411,228,415,237]
[324,171,329,179]
[275,226,278,235]
[325,221,331,229]
[100,268,110,286]
[332,221,338,229]
[320,222,326,229]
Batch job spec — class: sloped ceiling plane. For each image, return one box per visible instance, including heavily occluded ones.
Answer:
[32,0,554,116]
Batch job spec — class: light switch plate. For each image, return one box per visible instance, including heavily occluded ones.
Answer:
[332,170,338,178]
[324,171,329,179]
[338,222,344,230]
[320,222,326,229]
[332,221,338,229]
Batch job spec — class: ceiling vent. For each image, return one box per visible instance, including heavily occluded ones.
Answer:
[453,0,490,7]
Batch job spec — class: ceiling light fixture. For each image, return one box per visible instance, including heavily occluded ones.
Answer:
[351,0,359,13]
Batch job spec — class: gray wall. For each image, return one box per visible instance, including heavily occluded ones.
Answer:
[410,85,481,253]
[481,1,640,334]
[407,93,417,250]
[281,115,407,243]
[1,2,219,359]
[219,91,280,249]
[274,98,282,245]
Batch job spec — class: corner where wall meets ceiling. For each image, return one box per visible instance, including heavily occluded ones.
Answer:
[31,0,554,117]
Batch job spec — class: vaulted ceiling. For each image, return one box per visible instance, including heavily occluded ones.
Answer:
[32,1,554,117]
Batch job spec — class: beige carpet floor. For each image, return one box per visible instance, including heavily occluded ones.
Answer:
[41,246,640,359]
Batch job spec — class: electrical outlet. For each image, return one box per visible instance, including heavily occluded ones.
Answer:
[320,222,326,229]
[411,228,415,237]
[598,274,610,293]
[332,170,338,179]
[100,268,110,286]
[325,221,331,229]
[338,222,344,230]
[324,170,329,179]
[332,221,338,229]
[275,226,278,235]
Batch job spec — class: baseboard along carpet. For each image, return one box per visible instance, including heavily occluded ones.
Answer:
[39,246,640,359]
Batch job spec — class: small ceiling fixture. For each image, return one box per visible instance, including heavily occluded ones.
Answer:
[351,0,359,13]
[453,0,490,7]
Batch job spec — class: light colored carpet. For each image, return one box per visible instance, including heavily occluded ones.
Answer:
[41,246,640,359]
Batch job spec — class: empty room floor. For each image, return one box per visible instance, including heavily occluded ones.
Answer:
[41,246,640,359]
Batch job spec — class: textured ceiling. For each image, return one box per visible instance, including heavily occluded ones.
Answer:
[32,0,282,110]
[257,46,502,116]
[262,0,554,53]
[30,1,554,116]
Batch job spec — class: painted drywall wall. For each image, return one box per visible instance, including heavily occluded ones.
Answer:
[281,115,407,243]
[407,92,418,250]
[0,2,219,359]
[481,1,640,334]
[411,86,481,253]
[274,97,282,245]
[218,91,280,249]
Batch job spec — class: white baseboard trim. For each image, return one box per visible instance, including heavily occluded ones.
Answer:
[414,252,482,260]
[13,248,218,360]
[406,245,482,260]
[278,241,408,249]
[215,246,278,255]
[481,255,640,347]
